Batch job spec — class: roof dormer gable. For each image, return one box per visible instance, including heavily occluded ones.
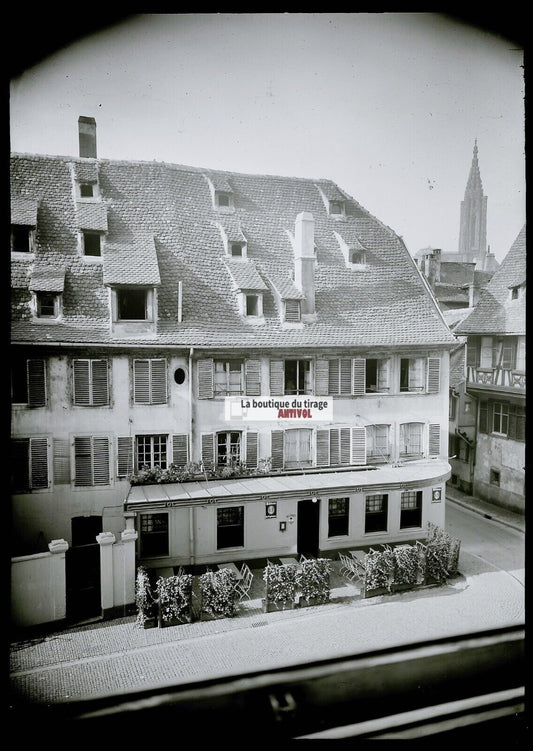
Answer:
[333,231,368,269]
[315,182,347,218]
[205,173,235,212]
[217,219,248,259]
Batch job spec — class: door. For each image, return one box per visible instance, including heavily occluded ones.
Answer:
[297,499,320,558]
[66,516,102,622]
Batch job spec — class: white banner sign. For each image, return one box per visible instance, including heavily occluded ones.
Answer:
[225,396,333,422]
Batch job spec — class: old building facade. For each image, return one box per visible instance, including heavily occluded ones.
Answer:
[11,118,456,610]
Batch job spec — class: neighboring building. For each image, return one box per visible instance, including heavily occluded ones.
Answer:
[11,117,456,616]
[454,225,526,513]
[447,339,476,494]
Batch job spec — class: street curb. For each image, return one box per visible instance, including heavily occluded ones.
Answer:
[446,495,525,534]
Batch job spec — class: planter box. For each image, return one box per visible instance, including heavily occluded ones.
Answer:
[159,613,193,627]
[297,595,329,608]
[200,609,235,621]
[142,617,158,629]
[363,585,391,599]
[262,598,295,613]
[391,582,418,593]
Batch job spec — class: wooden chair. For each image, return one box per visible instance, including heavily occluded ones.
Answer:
[235,562,254,602]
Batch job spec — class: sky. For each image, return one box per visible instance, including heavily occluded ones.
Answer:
[9,12,525,263]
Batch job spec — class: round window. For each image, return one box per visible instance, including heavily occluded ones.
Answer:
[174,367,186,385]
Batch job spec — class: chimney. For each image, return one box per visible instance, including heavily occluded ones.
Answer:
[78,116,97,158]
[294,212,316,318]
[427,248,441,288]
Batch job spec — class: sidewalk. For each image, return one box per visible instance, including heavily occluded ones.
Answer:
[445,486,525,534]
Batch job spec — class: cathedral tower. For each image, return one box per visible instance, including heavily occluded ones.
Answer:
[458,140,488,265]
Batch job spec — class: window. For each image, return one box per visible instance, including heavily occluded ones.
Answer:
[246,295,259,316]
[492,402,509,434]
[284,428,313,468]
[136,435,168,471]
[217,432,241,466]
[11,225,34,253]
[214,360,244,395]
[458,440,470,463]
[329,200,344,216]
[133,359,167,404]
[216,192,231,209]
[73,359,109,406]
[284,299,301,323]
[10,358,46,406]
[400,358,425,392]
[140,513,169,557]
[36,292,60,319]
[400,491,422,529]
[365,359,390,393]
[510,286,519,300]
[74,436,110,487]
[508,405,526,442]
[466,338,480,368]
[490,469,500,487]
[11,438,49,491]
[365,494,388,533]
[328,359,352,395]
[479,401,489,434]
[449,395,457,420]
[328,498,349,537]
[82,231,102,257]
[350,249,365,264]
[118,289,147,320]
[284,360,312,395]
[80,183,94,198]
[230,243,243,257]
[314,426,366,468]
[492,339,517,370]
[217,506,244,549]
[399,422,424,458]
[366,425,390,461]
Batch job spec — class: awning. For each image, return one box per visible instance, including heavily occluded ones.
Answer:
[125,460,451,510]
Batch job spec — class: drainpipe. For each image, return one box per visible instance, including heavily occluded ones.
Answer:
[189,346,195,565]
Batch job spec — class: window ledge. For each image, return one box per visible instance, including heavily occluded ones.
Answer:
[11,251,35,259]
[81,255,103,263]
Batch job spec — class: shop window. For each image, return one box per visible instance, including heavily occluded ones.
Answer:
[217,506,244,549]
[328,497,349,537]
[400,490,422,529]
[365,494,388,533]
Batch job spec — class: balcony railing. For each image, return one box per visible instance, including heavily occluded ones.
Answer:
[466,366,526,390]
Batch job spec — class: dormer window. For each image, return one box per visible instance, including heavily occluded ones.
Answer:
[11,225,34,254]
[80,183,94,198]
[511,287,519,300]
[82,231,102,257]
[216,191,232,210]
[329,200,344,216]
[231,242,244,258]
[284,299,301,323]
[35,292,61,319]
[350,248,366,265]
[117,288,150,320]
[246,294,260,316]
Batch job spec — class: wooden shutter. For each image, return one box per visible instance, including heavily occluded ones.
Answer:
[428,424,441,457]
[330,428,340,465]
[377,359,390,391]
[197,358,214,399]
[351,427,366,465]
[27,359,46,407]
[271,430,284,470]
[314,360,329,396]
[352,358,366,396]
[172,434,189,468]
[133,359,150,404]
[93,437,110,485]
[30,438,49,489]
[91,359,109,406]
[201,433,215,470]
[478,402,488,434]
[150,359,167,404]
[245,431,258,468]
[269,360,284,395]
[316,428,330,467]
[74,437,93,486]
[53,438,70,485]
[328,359,339,395]
[73,360,91,406]
[339,427,351,464]
[340,359,352,395]
[245,359,261,396]
[117,436,134,477]
[285,299,301,322]
[427,357,441,394]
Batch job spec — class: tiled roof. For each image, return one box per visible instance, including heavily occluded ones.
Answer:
[317,181,346,202]
[218,217,246,243]
[74,161,99,183]
[11,196,38,225]
[75,201,108,231]
[28,262,66,292]
[455,225,526,336]
[11,258,31,289]
[439,262,475,286]
[103,232,161,286]
[209,174,233,192]
[224,258,267,290]
[267,274,304,300]
[10,153,456,348]
[449,341,466,388]
[442,307,474,331]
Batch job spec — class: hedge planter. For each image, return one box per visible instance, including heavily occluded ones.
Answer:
[199,569,237,620]
[295,558,332,606]
[297,596,324,608]
[135,566,158,629]
[157,574,194,627]
[362,548,395,598]
[263,562,297,612]
[262,598,295,613]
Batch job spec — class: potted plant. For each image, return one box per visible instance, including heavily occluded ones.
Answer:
[295,558,332,607]
[134,566,158,628]
[199,568,237,620]
[156,573,194,626]
[262,562,297,612]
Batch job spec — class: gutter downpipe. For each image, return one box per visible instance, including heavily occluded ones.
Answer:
[188,346,195,566]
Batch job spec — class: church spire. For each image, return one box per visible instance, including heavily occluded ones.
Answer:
[458,140,487,264]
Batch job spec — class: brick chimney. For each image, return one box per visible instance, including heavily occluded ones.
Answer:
[78,116,97,158]
[294,212,316,318]
[426,248,441,288]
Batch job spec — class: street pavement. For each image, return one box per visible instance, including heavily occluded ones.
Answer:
[8,492,525,711]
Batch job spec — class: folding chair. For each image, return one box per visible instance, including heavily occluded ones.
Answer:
[235,562,254,602]
[339,552,360,583]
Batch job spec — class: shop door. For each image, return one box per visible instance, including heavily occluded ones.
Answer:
[297,499,320,558]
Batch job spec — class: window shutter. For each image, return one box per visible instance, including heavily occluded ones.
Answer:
[316,428,330,467]
[201,433,215,470]
[27,359,46,407]
[73,360,91,406]
[428,424,441,457]
[245,431,258,468]
[314,360,329,396]
[271,430,284,470]
[427,357,440,394]
[117,436,134,477]
[93,437,110,485]
[269,360,284,395]
[479,402,488,434]
[340,359,352,395]
[133,359,151,404]
[399,423,406,453]
[377,360,390,391]
[285,299,301,322]
[30,438,49,489]
[328,359,339,395]
[74,437,92,487]
[53,438,70,485]
[150,359,167,404]
[329,428,340,465]
[92,359,109,406]
[352,358,366,396]
[351,427,366,465]
[197,359,214,399]
[340,427,351,464]
[172,434,189,468]
[245,359,261,396]
[409,358,425,390]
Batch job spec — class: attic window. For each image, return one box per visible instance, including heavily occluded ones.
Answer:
[35,292,61,319]
[80,183,94,198]
[82,231,102,257]
[246,295,259,316]
[231,242,244,257]
[117,288,148,320]
[510,285,522,300]
[350,249,365,265]
[329,200,344,216]
[11,225,34,253]
[216,191,232,209]
[284,299,301,322]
